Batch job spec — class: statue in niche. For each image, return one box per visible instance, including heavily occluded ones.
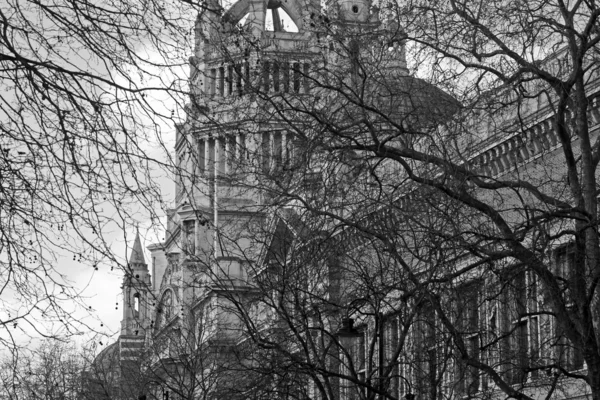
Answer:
[156,290,173,329]
[162,290,173,321]
[183,220,195,256]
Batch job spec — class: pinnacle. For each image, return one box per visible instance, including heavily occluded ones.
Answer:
[129,229,146,265]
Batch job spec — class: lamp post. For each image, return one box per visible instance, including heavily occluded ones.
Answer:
[337,299,396,400]
[337,317,361,349]
[376,312,384,400]
[400,374,414,400]
[336,313,388,400]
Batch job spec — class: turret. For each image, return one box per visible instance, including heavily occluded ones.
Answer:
[121,229,152,336]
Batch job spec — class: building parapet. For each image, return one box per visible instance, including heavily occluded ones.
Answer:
[469,94,600,177]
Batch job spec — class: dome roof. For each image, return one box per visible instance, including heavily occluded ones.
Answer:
[91,341,119,369]
[374,75,460,126]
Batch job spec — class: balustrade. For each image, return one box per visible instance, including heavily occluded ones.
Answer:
[472,94,600,177]
[200,59,311,98]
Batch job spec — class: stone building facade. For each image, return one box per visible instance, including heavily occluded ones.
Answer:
[100,0,600,399]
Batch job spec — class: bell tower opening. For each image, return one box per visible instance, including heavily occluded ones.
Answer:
[133,293,140,317]
[265,0,299,32]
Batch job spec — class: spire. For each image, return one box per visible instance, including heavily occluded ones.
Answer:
[121,227,150,336]
[129,229,146,265]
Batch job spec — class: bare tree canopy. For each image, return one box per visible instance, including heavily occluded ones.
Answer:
[0,340,84,399]
[0,0,197,345]
[157,0,600,399]
[5,0,600,399]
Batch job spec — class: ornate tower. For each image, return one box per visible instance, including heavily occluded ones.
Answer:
[167,0,326,348]
[154,0,412,359]
[121,230,151,336]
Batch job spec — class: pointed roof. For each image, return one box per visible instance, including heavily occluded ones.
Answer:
[129,229,146,265]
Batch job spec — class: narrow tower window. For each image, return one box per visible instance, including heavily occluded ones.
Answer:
[218,66,225,97]
[133,293,140,317]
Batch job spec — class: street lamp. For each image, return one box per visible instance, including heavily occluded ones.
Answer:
[336,317,362,399]
[400,373,414,400]
[336,317,361,349]
[337,313,388,400]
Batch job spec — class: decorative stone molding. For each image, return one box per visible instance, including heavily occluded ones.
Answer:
[470,94,600,177]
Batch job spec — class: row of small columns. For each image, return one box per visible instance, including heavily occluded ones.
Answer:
[196,131,295,177]
[203,60,311,97]
[473,119,559,176]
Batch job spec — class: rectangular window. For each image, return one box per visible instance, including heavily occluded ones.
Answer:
[482,301,498,391]
[236,63,243,96]
[555,245,575,305]
[263,61,271,92]
[210,68,216,95]
[456,283,480,395]
[554,246,584,371]
[273,61,280,92]
[293,62,301,92]
[218,66,225,97]
[355,330,366,400]
[207,139,215,177]
[272,131,282,172]
[227,64,233,95]
[399,327,415,400]
[217,138,226,175]
[303,63,310,93]
[527,272,541,379]
[504,271,528,385]
[198,140,205,175]
[262,132,271,172]
[227,136,236,174]
[238,134,247,162]
[282,62,290,92]
[500,270,543,384]
[413,306,439,400]
[386,316,400,398]
[244,60,250,94]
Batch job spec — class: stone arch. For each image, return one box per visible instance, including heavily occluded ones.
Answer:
[155,288,176,330]
[223,0,305,31]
